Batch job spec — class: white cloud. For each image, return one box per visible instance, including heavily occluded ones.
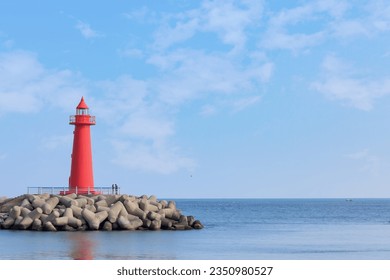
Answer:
[93,75,148,123]
[312,55,390,110]
[199,0,263,51]
[262,31,325,52]
[232,96,261,112]
[149,49,272,106]
[261,1,329,51]
[153,0,263,51]
[260,0,361,51]
[330,20,369,38]
[263,0,390,49]
[0,51,87,115]
[367,0,390,32]
[75,21,102,39]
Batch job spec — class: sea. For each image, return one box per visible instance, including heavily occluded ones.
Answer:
[1,199,390,260]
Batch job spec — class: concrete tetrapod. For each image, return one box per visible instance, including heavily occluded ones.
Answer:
[0,193,203,231]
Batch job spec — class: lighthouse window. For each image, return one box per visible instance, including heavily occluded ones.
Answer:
[77,109,89,115]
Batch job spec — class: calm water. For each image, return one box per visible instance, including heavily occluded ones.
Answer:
[1,199,390,260]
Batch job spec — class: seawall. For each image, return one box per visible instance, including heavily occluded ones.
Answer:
[0,193,203,231]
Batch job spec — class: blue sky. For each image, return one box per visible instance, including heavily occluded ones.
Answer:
[1,0,390,198]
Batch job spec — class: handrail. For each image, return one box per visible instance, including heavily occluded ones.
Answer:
[69,115,96,124]
[27,186,120,195]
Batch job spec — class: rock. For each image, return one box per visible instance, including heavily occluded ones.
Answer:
[168,201,176,210]
[85,204,96,213]
[179,215,188,224]
[75,198,87,208]
[62,208,73,218]
[160,200,168,208]
[44,221,57,231]
[70,205,83,219]
[19,208,43,230]
[161,217,173,229]
[187,216,195,226]
[95,199,108,208]
[102,221,112,231]
[139,198,159,212]
[41,211,60,224]
[149,219,161,230]
[127,214,140,221]
[42,197,59,215]
[173,224,186,230]
[65,193,77,199]
[61,225,77,232]
[147,211,162,221]
[96,205,111,213]
[68,217,83,228]
[59,196,76,208]
[0,193,203,232]
[20,198,31,208]
[53,217,69,227]
[193,220,204,229]
[2,217,15,229]
[95,211,108,224]
[117,215,142,230]
[112,222,119,230]
[13,216,23,228]
[123,200,146,219]
[31,219,42,231]
[21,207,31,217]
[105,195,120,206]
[0,196,7,204]
[142,219,151,228]
[10,206,21,219]
[32,198,46,209]
[82,208,100,230]
[0,196,24,212]
[108,201,124,223]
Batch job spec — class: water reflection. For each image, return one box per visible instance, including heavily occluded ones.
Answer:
[68,232,95,260]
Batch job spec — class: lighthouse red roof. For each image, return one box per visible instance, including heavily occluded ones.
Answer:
[76,97,89,109]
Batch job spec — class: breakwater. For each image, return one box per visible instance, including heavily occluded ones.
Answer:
[0,193,203,231]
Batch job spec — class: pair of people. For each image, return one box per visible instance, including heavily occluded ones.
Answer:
[111,184,119,194]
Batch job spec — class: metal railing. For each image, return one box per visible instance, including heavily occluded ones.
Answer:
[69,115,96,125]
[27,186,120,195]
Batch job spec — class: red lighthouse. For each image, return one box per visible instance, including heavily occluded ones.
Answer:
[68,97,96,194]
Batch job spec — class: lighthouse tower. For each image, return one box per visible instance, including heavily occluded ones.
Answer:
[68,97,96,194]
